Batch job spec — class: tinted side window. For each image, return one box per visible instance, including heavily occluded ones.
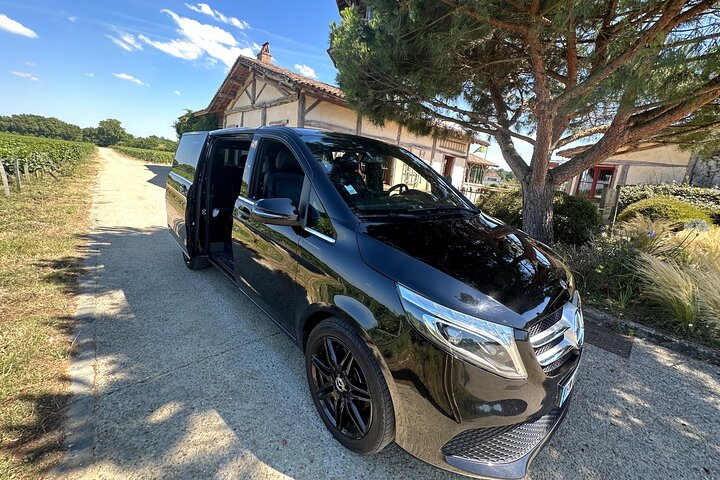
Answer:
[307,188,336,239]
[251,138,305,207]
[173,134,206,181]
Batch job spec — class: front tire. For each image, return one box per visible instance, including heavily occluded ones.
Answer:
[305,317,395,455]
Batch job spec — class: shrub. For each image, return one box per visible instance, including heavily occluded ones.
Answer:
[111,146,174,164]
[476,190,522,227]
[619,183,720,218]
[476,190,601,245]
[556,235,637,298]
[617,196,712,226]
[634,253,701,334]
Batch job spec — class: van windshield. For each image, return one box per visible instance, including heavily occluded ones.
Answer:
[303,134,473,217]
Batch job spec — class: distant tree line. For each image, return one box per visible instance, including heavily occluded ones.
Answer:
[0,114,177,151]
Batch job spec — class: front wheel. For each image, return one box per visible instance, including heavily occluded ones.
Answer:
[305,317,395,454]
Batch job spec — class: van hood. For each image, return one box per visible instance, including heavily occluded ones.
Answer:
[356,213,572,329]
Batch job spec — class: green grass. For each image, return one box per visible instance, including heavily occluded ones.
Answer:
[0,151,97,479]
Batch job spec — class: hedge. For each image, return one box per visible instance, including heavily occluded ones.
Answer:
[111,146,174,164]
[617,196,712,226]
[619,183,720,213]
[0,132,94,173]
[476,190,602,245]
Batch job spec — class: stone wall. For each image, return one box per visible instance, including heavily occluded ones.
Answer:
[686,151,720,187]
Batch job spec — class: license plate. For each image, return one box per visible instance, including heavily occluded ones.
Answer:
[558,369,579,407]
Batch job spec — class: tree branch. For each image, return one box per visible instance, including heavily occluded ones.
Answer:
[440,0,529,33]
[555,0,714,111]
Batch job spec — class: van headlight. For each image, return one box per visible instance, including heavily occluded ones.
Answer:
[398,285,527,380]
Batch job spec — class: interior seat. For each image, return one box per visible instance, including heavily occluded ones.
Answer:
[264,149,304,207]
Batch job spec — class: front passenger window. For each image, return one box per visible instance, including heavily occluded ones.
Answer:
[254,140,305,208]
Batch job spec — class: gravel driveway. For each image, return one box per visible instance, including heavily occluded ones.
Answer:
[52,148,720,479]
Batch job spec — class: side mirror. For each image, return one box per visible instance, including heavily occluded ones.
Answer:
[250,198,301,226]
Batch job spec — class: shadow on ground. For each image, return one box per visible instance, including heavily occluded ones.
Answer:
[39,223,720,480]
[38,148,720,479]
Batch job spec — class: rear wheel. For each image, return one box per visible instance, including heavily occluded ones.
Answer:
[182,251,209,270]
[305,317,395,454]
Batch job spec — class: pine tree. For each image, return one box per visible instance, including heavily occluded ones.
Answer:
[330,0,720,243]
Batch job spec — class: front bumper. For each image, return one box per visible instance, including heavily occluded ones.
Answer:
[442,401,570,479]
[380,326,582,480]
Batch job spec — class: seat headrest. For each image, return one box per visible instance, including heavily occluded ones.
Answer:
[274,149,301,173]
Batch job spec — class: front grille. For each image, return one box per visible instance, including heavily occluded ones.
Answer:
[442,408,562,464]
[528,306,577,375]
[527,308,562,338]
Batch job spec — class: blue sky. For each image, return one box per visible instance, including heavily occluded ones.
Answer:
[0,0,522,168]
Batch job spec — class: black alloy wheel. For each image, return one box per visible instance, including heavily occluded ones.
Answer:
[311,336,373,439]
[305,318,395,454]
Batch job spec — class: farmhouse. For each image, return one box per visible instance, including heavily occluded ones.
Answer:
[195,43,488,188]
[557,143,692,199]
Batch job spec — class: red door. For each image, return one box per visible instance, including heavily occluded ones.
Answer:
[442,156,454,177]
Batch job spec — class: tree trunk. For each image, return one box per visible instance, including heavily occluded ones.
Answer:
[521,180,555,244]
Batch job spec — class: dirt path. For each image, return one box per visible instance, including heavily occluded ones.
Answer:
[52,148,720,479]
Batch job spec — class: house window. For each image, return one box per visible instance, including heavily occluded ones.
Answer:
[576,166,615,199]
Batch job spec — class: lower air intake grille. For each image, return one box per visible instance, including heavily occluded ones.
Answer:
[442,408,562,464]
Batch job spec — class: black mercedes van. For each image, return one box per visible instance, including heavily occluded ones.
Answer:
[165,126,584,479]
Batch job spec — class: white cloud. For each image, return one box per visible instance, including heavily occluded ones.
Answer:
[107,29,142,51]
[140,9,254,67]
[138,34,202,60]
[294,64,317,79]
[113,72,145,86]
[68,16,77,22]
[85,72,94,77]
[174,90,181,96]
[0,13,38,38]
[12,71,38,81]
[185,3,249,29]
[25,60,36,66]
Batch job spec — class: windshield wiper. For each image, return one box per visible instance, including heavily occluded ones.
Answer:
[358,206,476,219]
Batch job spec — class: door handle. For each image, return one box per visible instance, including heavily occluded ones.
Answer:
[237,208,251,220]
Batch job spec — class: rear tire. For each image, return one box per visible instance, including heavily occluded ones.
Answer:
[183,251,209,270]
[305,317,395,455]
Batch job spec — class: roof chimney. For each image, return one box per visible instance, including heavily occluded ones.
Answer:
[257,42,272,64]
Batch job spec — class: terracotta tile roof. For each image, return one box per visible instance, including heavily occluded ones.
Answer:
[467,153,498,167]
[205,53,344,115]
[202,45,488,145]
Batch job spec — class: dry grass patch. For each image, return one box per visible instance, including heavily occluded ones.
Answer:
[0,152,97,479]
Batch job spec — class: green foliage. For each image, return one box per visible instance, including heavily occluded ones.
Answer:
[557,235,638,300]
[95,118,127,147]
[476,190,601,245]
[111,146,174,164]
[476,190,523,226]
[0,132,94,174]
[119,135,177,151]
[619,183,720,217]
[0,114,83,141]
[173,109,219,139]
[330,1,719,242]
[617,196,712,226]
[560,218,720,344]
[82,127,98,144]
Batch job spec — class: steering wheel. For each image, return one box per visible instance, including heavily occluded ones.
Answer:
[387,183,409,195]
